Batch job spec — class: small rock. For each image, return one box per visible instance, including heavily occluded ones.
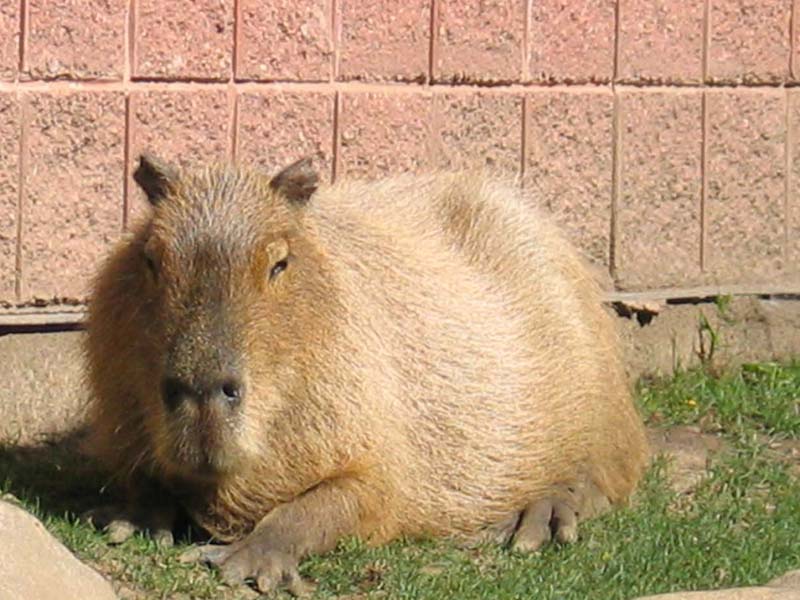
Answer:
[0,500,117,600]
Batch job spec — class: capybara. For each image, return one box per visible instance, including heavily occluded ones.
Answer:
[83,154,649,595]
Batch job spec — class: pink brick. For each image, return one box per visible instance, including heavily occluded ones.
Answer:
[237,0,332,81]
[134,0,233,80]
[529,0,615,83]
[25,0,125,80]
[338,92,433,179]
[618,0,703,84]
[0,94,19,303]
[433,91,522,173]
[706,90,785,284]
[0,2,19,80]
[617,91,703,289]
[435,0,524,84]
[339,0,430,82]
[129,90,231,220]
[22,92,125,302]
[525,90,613,266]
[708,0,790,84]
[237,91,334,181]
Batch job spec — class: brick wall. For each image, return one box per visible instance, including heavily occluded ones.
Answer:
[1,0,799,322]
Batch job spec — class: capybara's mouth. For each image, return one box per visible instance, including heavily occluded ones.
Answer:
[164,421,241,480]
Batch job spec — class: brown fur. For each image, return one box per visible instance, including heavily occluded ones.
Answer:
[83,157,648,590]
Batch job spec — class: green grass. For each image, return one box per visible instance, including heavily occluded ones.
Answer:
[2,362,799,599]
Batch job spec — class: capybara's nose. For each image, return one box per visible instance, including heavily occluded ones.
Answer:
[162,376,244,410]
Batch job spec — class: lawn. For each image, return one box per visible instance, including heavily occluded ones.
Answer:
[2,362,799,599]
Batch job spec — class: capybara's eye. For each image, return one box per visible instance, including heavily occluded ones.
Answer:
[269,259,288,281]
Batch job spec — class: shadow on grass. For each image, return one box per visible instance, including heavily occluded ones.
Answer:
[0,427,115,519]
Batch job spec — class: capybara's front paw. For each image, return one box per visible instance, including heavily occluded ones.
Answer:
[82,503,175,547]
[182,541,316,597]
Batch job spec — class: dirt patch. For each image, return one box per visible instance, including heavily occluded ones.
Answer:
[647,425,726,495]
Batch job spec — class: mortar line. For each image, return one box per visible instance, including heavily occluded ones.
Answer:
[785,88,791,263]
[122,94,131,230]
[613,0,620,81]
[17,0,26,75]
[519,95,528,186]
[331,91,341,182]
[791,0,797,80]
[232,0,240,81]
[700,90,709,272]
[702,0,710,82]
[428,0,438,84]
[610,88,621,280]
[14,97,27,302]
[229,89,239,161]
[522,0,531,82]
[127,0,137,83]
[331,0,340,81]
[1,79,798,94]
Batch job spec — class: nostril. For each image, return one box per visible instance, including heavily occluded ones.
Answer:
[220,379,243,407]
[162,377,190,410]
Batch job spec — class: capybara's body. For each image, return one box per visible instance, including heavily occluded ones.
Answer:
[84,156,648,590]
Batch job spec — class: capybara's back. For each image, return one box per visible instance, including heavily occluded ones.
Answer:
[84,156,649,592]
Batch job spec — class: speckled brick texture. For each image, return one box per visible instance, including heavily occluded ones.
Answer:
[237,91,335,181]
[0,94,19,303]
[618,0,704,84]
[25,0,126,80]
[435,0,524,84]
[433,91,522,173]
[338,91,433,179]
[135,0,233,80]
[529,0,615,83]
[339,0,430,82]
[0,2,19,81]
[525,90,614,266]
[237,0,332,81]
[21,93,125,301]
[705,91,786,284]
[708,0,791,84]
[616,91,703,290]
[129,90,231,221]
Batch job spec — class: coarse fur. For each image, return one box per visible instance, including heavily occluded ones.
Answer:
[83,156,649,592]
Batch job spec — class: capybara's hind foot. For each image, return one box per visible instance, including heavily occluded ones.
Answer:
[511,497,578,552]
[82,503,176,547]
[511,480,611,552]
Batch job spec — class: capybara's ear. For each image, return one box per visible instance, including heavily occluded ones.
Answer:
[133,153,178,205]
[269,156,319,205]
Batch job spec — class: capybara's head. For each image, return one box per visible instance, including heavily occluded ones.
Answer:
[127,154,331,481]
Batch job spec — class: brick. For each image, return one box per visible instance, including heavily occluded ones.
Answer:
[25,0,125,80]
[435,0,524,84]
[0,2,19,80]
[525,90,613,266]
[237,0,332,81]
[708,0,790,84]
[237,91,334,180]
[134,0,233,80]
[706,90,785,284]
[339,0,430,82]
[0,94,19,303]
[616,91,703,290]
[338,92,433,179]
[22,92,125,301]
[529,0,615,83]
[618,0,703,84]
[432,91,522,173]
[129,89,231,220]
